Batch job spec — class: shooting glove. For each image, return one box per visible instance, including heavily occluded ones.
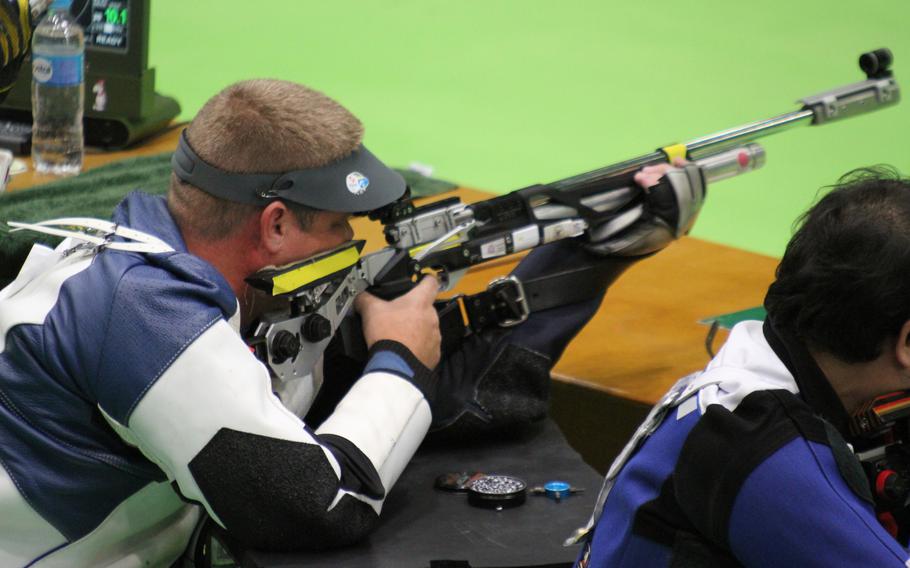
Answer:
[585,163,707,257]
[0,0,38,102]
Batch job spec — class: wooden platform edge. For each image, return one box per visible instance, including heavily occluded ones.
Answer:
[550,374,651,475]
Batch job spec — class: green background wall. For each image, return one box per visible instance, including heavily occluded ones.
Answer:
[149,0,909,258]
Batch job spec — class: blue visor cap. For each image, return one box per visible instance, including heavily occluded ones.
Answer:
[171,130,407,213]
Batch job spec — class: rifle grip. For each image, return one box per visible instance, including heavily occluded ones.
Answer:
[369,249,419,300]
[334,313,369,362]
[368,278,417,301]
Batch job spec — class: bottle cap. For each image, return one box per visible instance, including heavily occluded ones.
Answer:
[543,480,572,500]
[51,0,73,10]
[530,480,585,501]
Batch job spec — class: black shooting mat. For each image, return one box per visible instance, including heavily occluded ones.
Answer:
[0,153,457,279]
[238,418,599,568]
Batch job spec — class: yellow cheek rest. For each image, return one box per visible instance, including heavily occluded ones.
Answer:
[270,244,361,296]
[248,240,365,297]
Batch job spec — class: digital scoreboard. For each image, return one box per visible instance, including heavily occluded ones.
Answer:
[78,0,130,52]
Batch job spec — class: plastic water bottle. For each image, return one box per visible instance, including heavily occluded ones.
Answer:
[31,0,84,176]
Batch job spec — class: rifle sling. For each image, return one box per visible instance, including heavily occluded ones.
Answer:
[459,262,609,333]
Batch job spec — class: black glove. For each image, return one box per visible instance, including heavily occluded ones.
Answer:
[585,163,707,257]
[0,0,39,101]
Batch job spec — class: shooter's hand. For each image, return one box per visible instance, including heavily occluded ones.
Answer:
[585,159,707,257]
[355,275,442,370]
[0,0,38,101]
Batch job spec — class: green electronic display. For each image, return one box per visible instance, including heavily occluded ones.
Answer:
[75,0,130,52]
[105,6,127,25]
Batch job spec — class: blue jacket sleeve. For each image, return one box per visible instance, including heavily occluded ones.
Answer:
[728,436,910,567]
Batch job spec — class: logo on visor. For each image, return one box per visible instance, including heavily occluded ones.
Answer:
[346,172,369,195]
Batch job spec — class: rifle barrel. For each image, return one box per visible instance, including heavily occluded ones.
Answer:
[549,109,813,193]
[686,109,814,157]
[549,57,900,194]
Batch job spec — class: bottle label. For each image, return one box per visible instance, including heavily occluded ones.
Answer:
[33,54,84,87]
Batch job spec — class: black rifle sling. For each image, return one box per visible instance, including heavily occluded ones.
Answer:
[459,261,615,333]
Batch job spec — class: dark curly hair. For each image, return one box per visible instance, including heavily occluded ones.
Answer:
[764,166,910,363]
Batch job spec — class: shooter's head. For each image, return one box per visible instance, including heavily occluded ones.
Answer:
[764,166,910,364]
[165,79,405,310]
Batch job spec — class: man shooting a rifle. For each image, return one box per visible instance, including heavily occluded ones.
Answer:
[0,78,705,565]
